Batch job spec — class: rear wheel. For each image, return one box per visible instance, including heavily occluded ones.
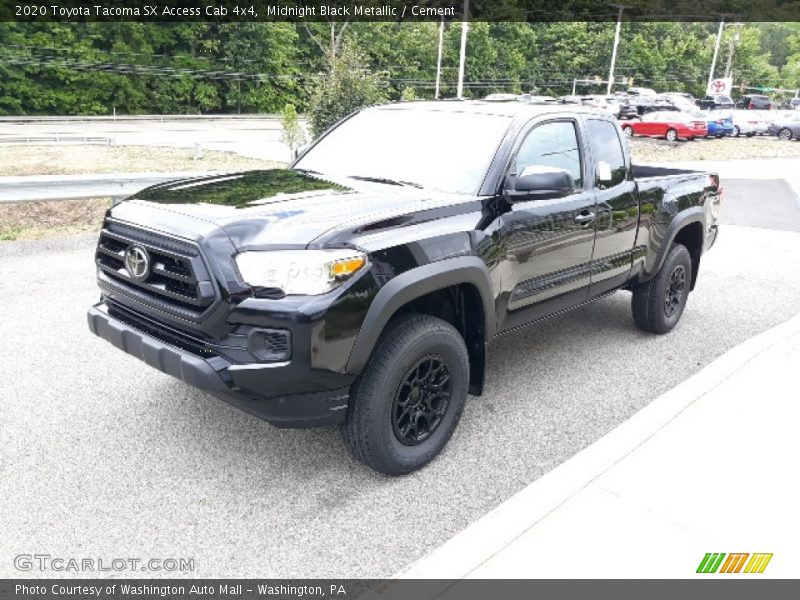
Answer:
[631,244,692,334]
[342,314,469,475]
[665,128,678,142]
[733,125,740,137]
[779,128,793,141]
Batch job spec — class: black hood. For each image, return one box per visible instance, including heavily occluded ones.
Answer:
[114,169,473,250]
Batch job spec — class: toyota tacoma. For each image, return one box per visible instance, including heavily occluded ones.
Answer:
[87,101,722,475]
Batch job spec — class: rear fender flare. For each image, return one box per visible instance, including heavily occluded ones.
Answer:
[646,207,706,280]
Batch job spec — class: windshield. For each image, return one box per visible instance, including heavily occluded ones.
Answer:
[295,107,513,194]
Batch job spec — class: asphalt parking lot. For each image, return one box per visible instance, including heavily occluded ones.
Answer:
[1,179,800,578]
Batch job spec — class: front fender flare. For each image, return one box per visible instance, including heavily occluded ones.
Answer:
[345,256,495,374]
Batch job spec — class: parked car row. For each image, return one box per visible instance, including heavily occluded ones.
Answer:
[483,91,800,141]
[620,109,800,141]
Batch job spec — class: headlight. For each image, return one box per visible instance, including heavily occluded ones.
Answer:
[235,249,367,296]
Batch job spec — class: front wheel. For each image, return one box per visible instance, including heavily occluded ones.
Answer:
[622,125,633,137]
[733,126,741,137]
[342,314,469,475]
[779,128,793,141]
[665,128,678,142]
[631,244,693,334]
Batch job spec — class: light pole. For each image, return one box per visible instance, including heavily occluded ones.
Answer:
[456,0,469,99]
[724,23,741,78]
[607,4,628,95]
[435,17,444,99]
[707,16,728,92]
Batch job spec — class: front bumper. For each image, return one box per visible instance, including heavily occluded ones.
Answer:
[87,303,352,428]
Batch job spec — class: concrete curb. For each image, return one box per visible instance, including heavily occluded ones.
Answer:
[398,311,800,580]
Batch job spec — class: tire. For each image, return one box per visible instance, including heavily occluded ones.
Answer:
[779,128,793,141]
[733,125,740,137]
[631,244,693,334]
[622,125,633,137]
[342,314,469,475]
[746,132,755,137]
[665,128,678,142]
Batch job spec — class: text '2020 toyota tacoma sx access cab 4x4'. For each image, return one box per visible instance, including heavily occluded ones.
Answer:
[88,101,722,475]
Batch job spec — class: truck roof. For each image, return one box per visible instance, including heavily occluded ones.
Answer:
[367,99,612,120]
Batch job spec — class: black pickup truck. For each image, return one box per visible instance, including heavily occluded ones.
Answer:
[87,101,722,475]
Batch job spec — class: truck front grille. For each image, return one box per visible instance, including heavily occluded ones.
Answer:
[95,223,217,315]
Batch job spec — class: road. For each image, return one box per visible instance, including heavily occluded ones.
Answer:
[0,116,294,162]
[1,179,799,578]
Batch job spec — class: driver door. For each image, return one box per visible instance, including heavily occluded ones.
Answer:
[493,117,598,331]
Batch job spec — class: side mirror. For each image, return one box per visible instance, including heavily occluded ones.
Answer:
[506,165,574,202]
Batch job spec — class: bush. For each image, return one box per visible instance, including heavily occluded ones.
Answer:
[279,103,307,154]
[307,39,388,138]
[400,87,417,102]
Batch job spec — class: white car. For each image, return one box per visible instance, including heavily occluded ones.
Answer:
[627,87,657,96]
[722,110,769,137]
[662,93,698,113]
[579,95,621,116]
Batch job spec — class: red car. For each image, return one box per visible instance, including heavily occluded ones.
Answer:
[621,111,708,141]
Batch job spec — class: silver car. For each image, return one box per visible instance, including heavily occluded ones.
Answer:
[767,112,800,140]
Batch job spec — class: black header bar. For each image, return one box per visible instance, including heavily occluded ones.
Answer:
[2,1,800,23]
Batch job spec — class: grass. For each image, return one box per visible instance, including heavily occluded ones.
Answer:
[0,144,282,177]
[630,135,800,162]
[0,144,285,242]
[0,197,111,241]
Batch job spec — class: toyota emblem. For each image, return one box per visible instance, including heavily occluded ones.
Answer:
[124,245,150,280]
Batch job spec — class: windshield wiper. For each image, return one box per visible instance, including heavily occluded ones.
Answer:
[347,175,423,189]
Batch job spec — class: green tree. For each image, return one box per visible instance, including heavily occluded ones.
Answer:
[307,38,388,137]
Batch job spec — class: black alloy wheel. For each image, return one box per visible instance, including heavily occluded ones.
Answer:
[392,356,452,445]
[664,265,686,318]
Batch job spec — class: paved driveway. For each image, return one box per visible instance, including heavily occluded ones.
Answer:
[1,179,799,578]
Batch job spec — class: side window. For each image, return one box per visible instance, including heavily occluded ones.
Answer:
[585,119,627,188]
[514,121,582,190]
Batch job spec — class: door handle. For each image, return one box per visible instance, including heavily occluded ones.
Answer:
[574,212,596,224]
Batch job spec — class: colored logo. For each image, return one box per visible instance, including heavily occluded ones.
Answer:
[697,553,773,574]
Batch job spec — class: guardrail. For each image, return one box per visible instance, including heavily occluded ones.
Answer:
[0,135,113,145]
[0,171,218,203]
[0,114,283,123]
